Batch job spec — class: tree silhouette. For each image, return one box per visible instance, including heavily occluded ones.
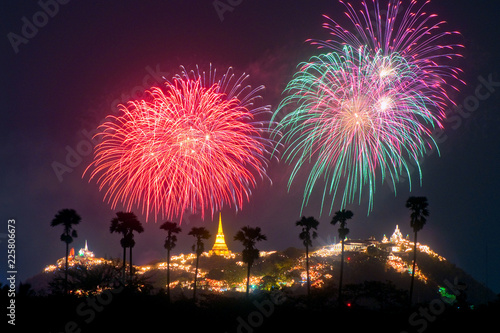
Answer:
[159,221,182,302]
[331,209,353,305]
[51,208,81,294]
[188,227,211,302]
[125,234,136,280]
[49,262,121,296]
[234,226,267,298]
[110,212,144,283]
[126,219,144,280]
[295,216,319,297]
[406,196,429,306]
[18,282,36,297]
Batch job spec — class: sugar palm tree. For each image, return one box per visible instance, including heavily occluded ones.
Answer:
[234,226,267,298]
[110,213,129,283]
[296,216,319,297]
[406,196,429,306]
[188,227,211,301]
[110,212,144,283]
[125,217,144,280]
[51,209,81,294]
[125,234,136,280]
[331,209,353,305]
[159,221,182,301]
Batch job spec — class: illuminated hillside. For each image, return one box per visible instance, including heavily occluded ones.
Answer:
[35,226,494,304]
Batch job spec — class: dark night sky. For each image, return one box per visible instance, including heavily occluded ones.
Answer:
[1,0,499,294]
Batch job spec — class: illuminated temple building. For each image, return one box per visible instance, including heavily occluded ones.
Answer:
[45,240,104,273]
[209,213,231,257]
[77,240,95,259]
[41,224,445,295]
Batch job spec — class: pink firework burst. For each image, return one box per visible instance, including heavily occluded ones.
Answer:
[311,0,465,116]
[84,66,274,222]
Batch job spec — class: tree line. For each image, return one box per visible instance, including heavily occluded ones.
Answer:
[50,196,429,306]
[50,210,267,302]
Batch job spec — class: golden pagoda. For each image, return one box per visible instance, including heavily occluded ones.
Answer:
[209,213,231,257]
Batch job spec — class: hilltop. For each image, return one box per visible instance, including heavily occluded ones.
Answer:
[12,224,499,333]
[26,226,496,306]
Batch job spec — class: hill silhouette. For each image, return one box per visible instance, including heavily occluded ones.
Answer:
[7,245,500,333]
[6,235,499,333]
[26,242,496,306]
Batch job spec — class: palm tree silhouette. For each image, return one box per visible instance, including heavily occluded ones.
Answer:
[296,216,319,297]
[51,209,81,294]
[331,209,353,305]
[125,234,136,280]
[110,212,144,283]
[406,196,429,306]
[188,227,211,302]
[110,213,129,283]
[234,226,267,298]
[159,221,182,301]
[126,219,144,280]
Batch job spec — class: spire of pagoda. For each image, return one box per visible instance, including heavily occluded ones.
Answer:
[217,213,224,235]
[209,213,231,257]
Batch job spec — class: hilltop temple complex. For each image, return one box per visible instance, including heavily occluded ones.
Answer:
[45,240,106,273]
[39,223,450,296]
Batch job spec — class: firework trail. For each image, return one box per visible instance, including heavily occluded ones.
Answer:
[273,0,463,215]
[85,66,274,222]
[312,0,464,115]
[275,46,442,214]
